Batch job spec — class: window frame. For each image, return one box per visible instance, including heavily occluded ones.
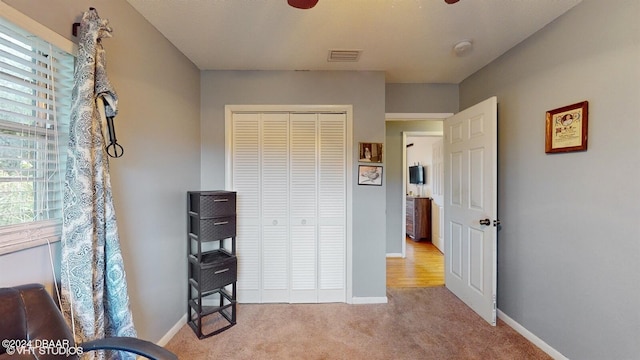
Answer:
[0,2,77,255]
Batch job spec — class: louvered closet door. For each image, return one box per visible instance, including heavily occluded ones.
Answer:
[232,113,261,303]
[317,113,346,302]
[289,113,318,303]
[231,110,346,304]
[261,113,290,302]
[289,113,346,303]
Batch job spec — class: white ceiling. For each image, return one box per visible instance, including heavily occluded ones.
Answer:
[126,0,581,84]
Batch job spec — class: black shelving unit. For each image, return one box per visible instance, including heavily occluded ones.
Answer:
[187,190,237,338]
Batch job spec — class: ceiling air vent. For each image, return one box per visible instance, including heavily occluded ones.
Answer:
[327,49,362,62]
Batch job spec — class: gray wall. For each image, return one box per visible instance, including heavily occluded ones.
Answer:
[0,0,202,343]
[200,70,387,298]
[460,0,640,358]
[384,121,443,254]
[386,83,458,113]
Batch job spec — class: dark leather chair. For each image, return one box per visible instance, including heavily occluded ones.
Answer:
[0,284,178,360]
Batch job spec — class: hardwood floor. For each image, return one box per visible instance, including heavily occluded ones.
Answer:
[387,237,444,288]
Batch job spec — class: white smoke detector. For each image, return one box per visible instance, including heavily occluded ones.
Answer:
[453,40,473,56]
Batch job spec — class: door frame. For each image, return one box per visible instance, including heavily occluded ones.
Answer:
[225,104,354,303]
[385,113,451,258]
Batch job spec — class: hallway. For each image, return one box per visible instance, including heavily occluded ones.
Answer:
[387,237,444,288]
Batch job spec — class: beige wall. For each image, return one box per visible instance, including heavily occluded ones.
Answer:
[0,0,201,343]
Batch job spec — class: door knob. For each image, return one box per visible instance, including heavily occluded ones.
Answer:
[479,219,491,226]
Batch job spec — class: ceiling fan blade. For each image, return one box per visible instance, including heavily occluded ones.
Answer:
[288,0,319,9]
[445,0,460,4]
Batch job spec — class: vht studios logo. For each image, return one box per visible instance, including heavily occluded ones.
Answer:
[2,339,83,357]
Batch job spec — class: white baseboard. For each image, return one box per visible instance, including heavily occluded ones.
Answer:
[156,313,187,347]
[386,253,403,258]
[497,310,568,360]
[351,296,388,304]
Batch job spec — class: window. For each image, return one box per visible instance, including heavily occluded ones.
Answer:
[0,9,75,254]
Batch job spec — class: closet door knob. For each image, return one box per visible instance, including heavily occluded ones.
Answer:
[479,219,491,226]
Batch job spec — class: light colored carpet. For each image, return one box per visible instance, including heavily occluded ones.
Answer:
[166,287,551,359]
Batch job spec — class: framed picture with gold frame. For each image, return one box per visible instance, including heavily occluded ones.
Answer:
[545,101,588,153]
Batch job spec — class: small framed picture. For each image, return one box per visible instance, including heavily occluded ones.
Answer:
[359,142,383,163]
[358,165,383,186]
[545,101,588,153]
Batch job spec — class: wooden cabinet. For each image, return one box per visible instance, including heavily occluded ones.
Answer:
[406,196,432,241]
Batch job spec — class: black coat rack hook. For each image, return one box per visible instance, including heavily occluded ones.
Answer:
[105,116,124,158]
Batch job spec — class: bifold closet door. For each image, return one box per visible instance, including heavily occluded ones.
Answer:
[231,111,346,304]
[231,112,291,303]
[232,113,261,303]
[316,113,346,303]
[260,113,290,302]
[289,113,318,303]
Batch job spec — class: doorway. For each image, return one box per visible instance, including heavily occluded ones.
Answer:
[386,98,498,324]
[385,114,448,288]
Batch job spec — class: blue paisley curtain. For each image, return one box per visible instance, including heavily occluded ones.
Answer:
[60,9,136,359]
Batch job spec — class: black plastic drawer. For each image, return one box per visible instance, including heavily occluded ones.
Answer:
[190,251,237,292]
[190,216,236,241]
[189,191,236,218]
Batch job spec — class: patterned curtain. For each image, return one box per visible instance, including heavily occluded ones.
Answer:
[60,9,136,359]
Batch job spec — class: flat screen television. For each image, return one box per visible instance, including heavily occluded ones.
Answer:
[409,165,425,185]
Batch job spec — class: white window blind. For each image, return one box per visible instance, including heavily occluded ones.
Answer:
[0,15,74,254]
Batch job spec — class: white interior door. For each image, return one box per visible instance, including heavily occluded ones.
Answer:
[444,96,498,325]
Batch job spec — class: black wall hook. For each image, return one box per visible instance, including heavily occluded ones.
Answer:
[105,116,124,158]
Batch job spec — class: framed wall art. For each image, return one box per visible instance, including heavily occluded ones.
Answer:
[545,101,588,153]
[359,142,383,163]
[358,165,383,186]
